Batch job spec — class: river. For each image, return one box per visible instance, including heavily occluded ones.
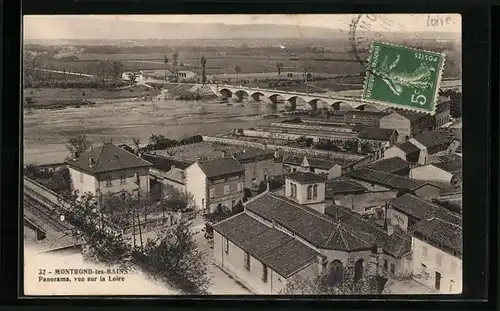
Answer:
[23,97,284,165]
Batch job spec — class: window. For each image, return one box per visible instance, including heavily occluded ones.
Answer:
[307,185,313,200]
[436,253,443,266]
[384,260,388,270]
[244,252,250,271]
[209,188,215,198]
[237,182,243,192]
[231,200,235,208]
[390,263,395,273]
[224,238,229,254]
[262,264,268,283]
[292,183,297,198]
[313,185,318,199]
[105,176,112,187]
[120,174,126,185]
[224,185,230,194]
[422,246,428,258]
[80,172,84,183]
[292,168,297,172]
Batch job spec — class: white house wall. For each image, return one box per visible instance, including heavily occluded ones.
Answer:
[411,237,462,294]
[384,148,408,161]
[96,167,150,196]
[185,163,207,211]
[409,166,453,184]
[69,167,97,196]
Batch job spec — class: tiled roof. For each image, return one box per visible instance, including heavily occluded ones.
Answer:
[358,127,396,141]
[307,157,341,170]
[366,157,410,174]
[389,194,438,221]
[389,109,428,122]
[349,168,427,191]
[412,131,455,149]
[433,160,462,173]
[283,156,339,170]
[398,141,420,155]
[324,205,412,258]
[412,208,462,256]
[66,143,152,174]
[433,154,462,163]
[213,213,320,277]
[286,172,327,183]
[244,193,374,251]
[233,148,275,163]
[198,156,243,178]
[163,167,185,184]
[325,178,366,198]
[141,154,192,172]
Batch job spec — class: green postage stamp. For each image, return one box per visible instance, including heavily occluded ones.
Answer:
[362,41,445,114]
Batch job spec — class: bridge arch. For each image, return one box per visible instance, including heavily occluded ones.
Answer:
[356,103,379,112]
[331,101,354,111]
[233,90,249,101]
[219,88,233,98]
[249,92,265,102]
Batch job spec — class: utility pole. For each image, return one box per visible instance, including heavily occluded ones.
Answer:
[135,183,144,251]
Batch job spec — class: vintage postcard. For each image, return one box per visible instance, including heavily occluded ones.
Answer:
[23,14,462,296]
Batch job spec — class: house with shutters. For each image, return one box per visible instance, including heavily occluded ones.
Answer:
[212,171,412,294]
[185,156,245,214]
[411,208,462,293]
[65,143,152,197]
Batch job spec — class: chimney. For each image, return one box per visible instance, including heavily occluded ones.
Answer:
[266,181,270,192]
[171,165,176,171]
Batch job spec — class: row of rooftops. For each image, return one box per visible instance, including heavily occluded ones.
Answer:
[214,188,461,278]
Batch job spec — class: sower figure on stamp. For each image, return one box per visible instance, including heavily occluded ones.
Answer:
[375,54,436,96]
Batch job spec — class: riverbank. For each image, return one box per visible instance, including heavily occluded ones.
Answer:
[24,86,159,109]
[23,98,285,165]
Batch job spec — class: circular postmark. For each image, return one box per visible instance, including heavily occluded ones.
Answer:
[348,14,409,76]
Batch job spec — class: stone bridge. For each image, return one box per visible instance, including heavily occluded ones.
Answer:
[207,79,462,111]
[207,84,377,111]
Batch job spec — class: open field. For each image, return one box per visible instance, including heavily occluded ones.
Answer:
[24,86,158,108]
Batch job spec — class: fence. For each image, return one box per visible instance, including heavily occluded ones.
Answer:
[202,135,365,162]
[270,122,355,133]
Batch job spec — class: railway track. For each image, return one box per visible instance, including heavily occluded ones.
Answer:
[23,192,73,234]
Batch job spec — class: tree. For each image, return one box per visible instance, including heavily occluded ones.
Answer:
[65,134,93,157]
[111,61,123,80]
[276,61,284,76]
[61,192,132,265]
[160,184,195,212]
[200,56,207,84]
[139,218,212,294]
[204,204,232,223]
[132,137,141,155]
[128,73,137,84]
[172,52,179,67]
[279,258,388,295]
[234,65,241,79]
[163,55,169,81]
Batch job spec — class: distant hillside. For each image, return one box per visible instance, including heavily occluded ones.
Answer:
[24,16,344,40]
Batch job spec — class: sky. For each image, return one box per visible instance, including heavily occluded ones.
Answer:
[23,14,461,39]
